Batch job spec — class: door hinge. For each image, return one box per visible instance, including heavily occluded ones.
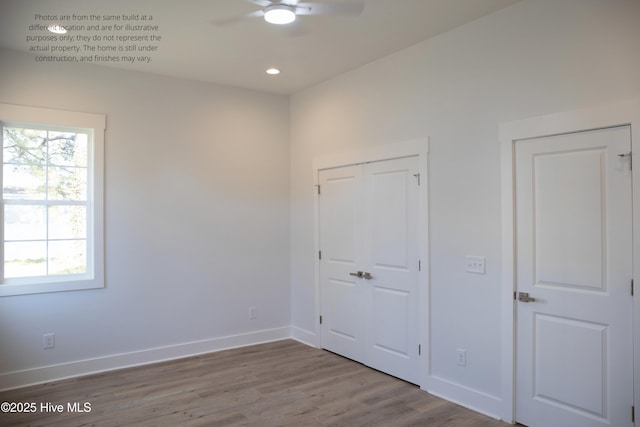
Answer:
[319,315,323,325]
[632,279,634,296]
[632,405,635,423]
[418,260,421,271]
[315,184,321,195]
[618,152,632,170]
[319,250,322,260]
[413,173,421,186]
[418,344,422,356]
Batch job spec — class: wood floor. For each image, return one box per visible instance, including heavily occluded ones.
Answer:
[0,340,511,426]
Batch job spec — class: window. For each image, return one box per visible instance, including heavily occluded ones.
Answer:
[0,104,105,296]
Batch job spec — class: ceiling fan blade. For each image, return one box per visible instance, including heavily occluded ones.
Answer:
[247,0,272,7]
[296,1,364,16]
[211,9,264,26]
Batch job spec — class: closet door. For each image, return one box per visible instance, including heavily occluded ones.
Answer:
[319,156,420,384]
[319,164,364,362]
[514,126,633,427]
[362,157,420,384]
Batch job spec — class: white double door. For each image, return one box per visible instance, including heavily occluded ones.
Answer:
[318,156,420,384]
[515,126,633,427]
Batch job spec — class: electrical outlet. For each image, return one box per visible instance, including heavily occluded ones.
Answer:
[465,256,486,274]
[249,307,256,320]
[43,333,55,349]
[456,348,466,367]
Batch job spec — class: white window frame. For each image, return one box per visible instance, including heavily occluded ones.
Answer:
[0,104,105,296]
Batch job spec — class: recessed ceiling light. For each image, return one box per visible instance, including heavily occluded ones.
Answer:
[266,68,281,75]
[264,4,296,25]
[47,24,67,34]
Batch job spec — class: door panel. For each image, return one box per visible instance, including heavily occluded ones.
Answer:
[325,279,358,341]
[515,126,633,427]
[369,168,410,269]
[534,149,605,290]
[534,314,607,417]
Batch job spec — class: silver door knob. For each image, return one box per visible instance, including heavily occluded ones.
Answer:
[363,272,373,280]
[518,292,536,303]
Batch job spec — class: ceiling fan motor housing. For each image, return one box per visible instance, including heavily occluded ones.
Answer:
[264,4,297,24]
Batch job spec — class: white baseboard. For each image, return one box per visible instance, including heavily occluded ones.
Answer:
[1,326,508,424]
[0,327,290,392]
[425,375,504,421]
[290,326,318,348]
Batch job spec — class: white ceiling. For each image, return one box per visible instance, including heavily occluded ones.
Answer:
[0,0,520,94]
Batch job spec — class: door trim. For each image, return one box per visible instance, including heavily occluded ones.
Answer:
[312,138,429,389]
[499,99,640,424]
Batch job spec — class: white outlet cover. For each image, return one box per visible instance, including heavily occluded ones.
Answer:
[456,348,467,366]
[43,333,55,349]
[465,256,486,274]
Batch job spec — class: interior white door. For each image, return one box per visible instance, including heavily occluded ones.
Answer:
[515,126,633,427]
[361,157,420,383]
[319,164,364,362]
[319,156,420,384]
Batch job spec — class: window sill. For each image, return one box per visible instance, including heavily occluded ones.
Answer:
[0,278,104,297]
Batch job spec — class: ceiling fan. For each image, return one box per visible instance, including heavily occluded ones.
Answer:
[212,0,365,26]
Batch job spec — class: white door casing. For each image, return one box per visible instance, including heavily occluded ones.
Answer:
[318,156,420,384]
[500,99,640,425]
[515,126,633,427]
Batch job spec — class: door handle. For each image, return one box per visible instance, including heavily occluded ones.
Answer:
[363,272,373,280]
[350,271,363,278]
[517,292,536,303]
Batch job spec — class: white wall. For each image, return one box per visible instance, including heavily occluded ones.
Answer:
[0,48,291,388]
[290,0,640,417]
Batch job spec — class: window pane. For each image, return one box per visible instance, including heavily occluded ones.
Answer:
[48,131,87,167]
[3,127,47,165]
[48,166,87,200]
[4,241,47,278]
[3,164,46,199]
[49,205,86,239]
[4,204,46,240]
[49,240,86,275]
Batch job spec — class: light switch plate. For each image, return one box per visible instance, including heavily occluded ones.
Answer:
[465,256,486,274]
